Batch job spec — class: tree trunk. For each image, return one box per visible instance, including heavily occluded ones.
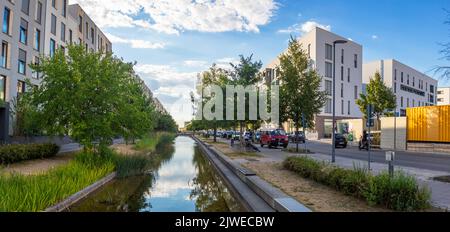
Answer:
[296,123,299,153]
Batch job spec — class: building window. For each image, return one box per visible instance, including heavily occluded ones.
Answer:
[325,80,332,96]
[85,23,89,39]
[79,16,83,32]
[32,56,39,79]
[341,83,344,98]
[50,39,56,57]
[0,75,5,101]
[401,72,403,83]
[341,49,344,64]
[1,41,7,68]
[69,29,73,43]
[340,66,344,81]
[17,80,25,97]
[36,1,43,24]
[34,29,40,51]
[347,68,350,82]
[407,98,409,108]
[21,0,30,15]
[401,97,403,107]
[19,19,28,45]
[413,76,415,87]
[307,44,311,58]
[3,7,11,34]
[412,99,415,107]
[348,101,351,115]
[430,85,435,94]
[325,99,332,113]
[91,28,94,44]
[51,14,57,35]
[325,44,332,60]
[354,86,358,99]
[325,62,332,78]
[61,23,66,41]
[62,0,67,17]
[394,69,397,81]
[18,49,26,75]
[52,0,56,8]
[407,75,409,85]
[394,82,397,93]
[60,45,65,54]
[341,100,344,115]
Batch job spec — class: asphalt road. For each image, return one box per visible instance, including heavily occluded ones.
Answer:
[288,140,450,173]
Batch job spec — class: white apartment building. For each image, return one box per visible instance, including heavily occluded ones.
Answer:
[263,27,363,139]
[363,59,438,116]
[0,0,111,141]
[437,87,450,105]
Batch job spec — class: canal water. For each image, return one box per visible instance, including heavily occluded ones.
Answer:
[69,136,243,212]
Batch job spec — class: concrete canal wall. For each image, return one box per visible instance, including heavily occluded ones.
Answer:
[192,136,311,212]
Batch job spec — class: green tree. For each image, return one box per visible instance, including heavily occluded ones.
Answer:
[29,44,156,151]
[356,71,396,127]
[277,36,327,152]
[228,55,263,144]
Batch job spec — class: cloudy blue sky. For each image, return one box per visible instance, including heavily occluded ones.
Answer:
[72,0,450,127]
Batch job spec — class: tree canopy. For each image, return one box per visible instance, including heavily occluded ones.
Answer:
[356,71,396,121]
[26,44,164,148]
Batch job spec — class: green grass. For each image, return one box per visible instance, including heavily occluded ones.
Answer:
[0,133,176,212]
[0,151,115,212]
[283,156,431,211]
[134,132,175,153]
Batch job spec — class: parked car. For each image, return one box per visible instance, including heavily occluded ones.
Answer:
[232,132,241,141]
[216,131,223,137]
[334,133,348,148]
[289,131,306,143]
[260,129,289,148]
[255,131,261,143]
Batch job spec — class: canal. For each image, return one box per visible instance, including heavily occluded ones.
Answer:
[69,136,244,212]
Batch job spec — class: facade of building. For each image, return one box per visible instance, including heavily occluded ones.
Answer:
[363,59,438,116]
[0,0,112,141]
[263,27,363,139]
[437,87,450,106]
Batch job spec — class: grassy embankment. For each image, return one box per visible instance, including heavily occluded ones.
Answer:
[0,133,175,212]
[284,156,431,211]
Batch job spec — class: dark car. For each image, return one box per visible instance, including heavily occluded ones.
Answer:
[289,131,306,143]
[334,133,348,148]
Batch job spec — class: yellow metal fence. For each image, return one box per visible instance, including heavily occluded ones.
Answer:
[407,105,450,143]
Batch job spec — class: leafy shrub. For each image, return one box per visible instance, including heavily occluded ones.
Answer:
[283,156,431,211]
[0,143,60,165]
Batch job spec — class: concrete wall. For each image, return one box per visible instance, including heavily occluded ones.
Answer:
[380,117,407,150]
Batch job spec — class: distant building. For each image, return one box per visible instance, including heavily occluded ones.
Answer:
[363,59,438,116]
[437,87,450,105]
[263,27,363,139]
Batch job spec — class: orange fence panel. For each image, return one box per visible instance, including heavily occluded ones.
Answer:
[407,105,450,143]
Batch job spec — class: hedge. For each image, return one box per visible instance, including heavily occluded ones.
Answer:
[283,156,431,211]
[0,143,60,165]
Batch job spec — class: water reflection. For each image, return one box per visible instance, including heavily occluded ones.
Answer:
[69,136,242,212]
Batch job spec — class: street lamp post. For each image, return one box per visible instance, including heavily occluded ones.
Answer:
[332,40,348,163]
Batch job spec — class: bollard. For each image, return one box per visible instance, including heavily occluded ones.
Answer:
[386,151,395,178]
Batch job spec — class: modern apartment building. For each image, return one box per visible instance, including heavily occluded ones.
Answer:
[263,27,363,139]
[0,0,111,141]
[437,87,450,106]
[363,59,438,116]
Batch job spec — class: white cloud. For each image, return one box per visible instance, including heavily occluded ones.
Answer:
[183,60,208,68]
[278,21,331,35]
[105,33,165,49]
[72,0,278,35]
[372,35,378,40]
